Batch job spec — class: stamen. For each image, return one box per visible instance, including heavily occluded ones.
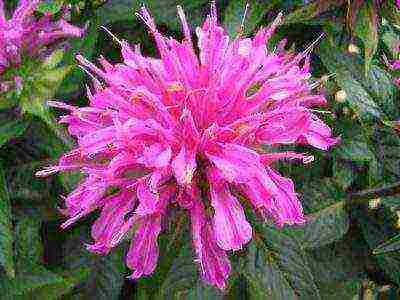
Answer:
[210,0,217,21]
[240,3,250,34]
[177,5,191,42]
[77,64,99,83]
[100,25,123,47]
[303,33,325,56]
[135,5,156,32]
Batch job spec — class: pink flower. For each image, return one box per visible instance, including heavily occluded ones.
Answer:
[37,4,337,289]
[0,0,83,75]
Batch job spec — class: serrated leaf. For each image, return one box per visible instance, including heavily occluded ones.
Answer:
[0,265,65,299]
[335,140,376,162]
[257,224,321,300]
[158,243,198,298]
[354,3,378,73]
[26,267,91,300]
[302,202,349,249]
[244,242,297,300]
[0,120,28,148]
[0,165,14,278]
[355,205,400,285]
[64,228,126,300]
[301,179,345,213]
[223,0,272,38]
[319,41,383,121]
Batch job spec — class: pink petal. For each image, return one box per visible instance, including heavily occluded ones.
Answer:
[189,200,231,290]
[88,191,135,254]
[208,167,252,251]
[126,215,162,279]
[171,146,197,186]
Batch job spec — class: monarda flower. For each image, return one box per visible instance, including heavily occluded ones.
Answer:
[0,0,83,90]
[37,4,337,289]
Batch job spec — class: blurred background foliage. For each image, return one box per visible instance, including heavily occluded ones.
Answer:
[1,0,400,299]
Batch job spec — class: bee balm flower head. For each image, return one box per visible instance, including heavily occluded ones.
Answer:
[38,4,337,289]
[0,0,83,76]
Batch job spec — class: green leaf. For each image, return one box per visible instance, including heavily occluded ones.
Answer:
[374,233,400,254]
[335,140,375,162]
[301,178,345,213]
[26,267,91,300]
[371,126,400,183]
[15,217,43,269]
[332,160,354,191]
[0,119,27,148]
[257,224,321,299]
[0,265,65,299]
[355,205,400,285]
[37,0,64,14]
[64,228,126,300]
[243,241,297,300]
[20,65,72,126]
[223,0,272,38]
[283,0,344,25]
[301,202,349,249]
[381,1,400,26]
[307,241,366,284]
[0,165,14,278]
[317,280,361,300]
[354,3,378,73]
[319,41,383,121]
[184,281,224,300]
[97,0,208,30]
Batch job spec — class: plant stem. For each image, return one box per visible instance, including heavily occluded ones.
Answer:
[348,181,400,201]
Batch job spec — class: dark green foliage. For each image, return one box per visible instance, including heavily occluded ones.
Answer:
[1,0,400,299]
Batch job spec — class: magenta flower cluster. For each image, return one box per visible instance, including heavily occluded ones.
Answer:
[38,5,337,289]
[0,0,82,89]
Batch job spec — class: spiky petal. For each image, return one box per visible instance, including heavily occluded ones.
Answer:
[37,3,337,289]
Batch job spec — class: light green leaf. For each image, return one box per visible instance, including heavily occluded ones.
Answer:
[37,0,64,14]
